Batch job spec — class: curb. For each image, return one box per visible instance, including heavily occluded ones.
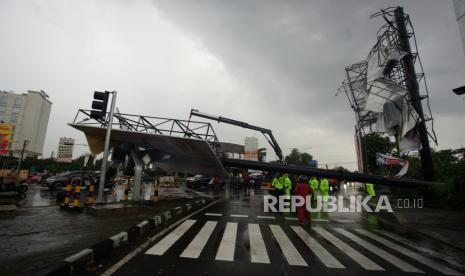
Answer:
[45,198,212,276]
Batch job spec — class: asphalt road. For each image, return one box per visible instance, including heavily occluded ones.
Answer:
[101,189,465,276]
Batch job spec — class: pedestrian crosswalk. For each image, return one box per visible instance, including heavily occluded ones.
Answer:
[145,219,464,275]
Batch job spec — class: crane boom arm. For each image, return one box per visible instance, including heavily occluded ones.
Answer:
[190,109,284,162]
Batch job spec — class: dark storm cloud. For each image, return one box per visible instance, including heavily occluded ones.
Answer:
[0,0,463,168]
[151,0,465,154]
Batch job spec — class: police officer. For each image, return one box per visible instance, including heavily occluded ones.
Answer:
[272,173,284,197]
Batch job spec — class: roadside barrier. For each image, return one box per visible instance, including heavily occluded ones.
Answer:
[63,179,72,208]
[87,180,95,206]
[73,179,81,208]
[151,179,160,202]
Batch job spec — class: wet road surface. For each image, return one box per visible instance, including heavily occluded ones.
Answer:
[103,189,465,276]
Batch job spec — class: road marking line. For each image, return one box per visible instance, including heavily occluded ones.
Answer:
[215,222,238,261]
[101,198,225,276]
[248,224,270,264]
[312,218,330,222]
[257,215,275,219]
[355,229,463,275]
[291,226,345,268]
[335,228,423,273]
[285,217,298,221]
[230,214,248,218]
[376,230,465,269]
[145,219,197,255]
[269,224,308,266]
[313,227,383,271]
[180,221,217,259]
[205,213,223,217]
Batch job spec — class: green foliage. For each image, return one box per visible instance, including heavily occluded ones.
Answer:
[405,149,465,208]
[1,155,102,173]
[362,133,395,173]
[285,148,313,166]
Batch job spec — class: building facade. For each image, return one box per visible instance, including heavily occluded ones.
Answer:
[0,90,52,158]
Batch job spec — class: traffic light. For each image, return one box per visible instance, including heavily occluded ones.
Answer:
[90,91,109,120]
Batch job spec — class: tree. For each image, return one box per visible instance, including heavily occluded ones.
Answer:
[285,148,313,166]
[362,133,395,174]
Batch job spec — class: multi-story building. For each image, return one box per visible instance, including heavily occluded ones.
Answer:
[0,90,52,158]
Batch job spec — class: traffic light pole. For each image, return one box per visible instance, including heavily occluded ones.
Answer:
[97,91,117,203]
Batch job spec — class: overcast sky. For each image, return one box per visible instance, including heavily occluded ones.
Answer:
[1,0,464,170]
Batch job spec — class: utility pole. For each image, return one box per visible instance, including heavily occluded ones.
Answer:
[97,91,117,203]
[394,7,435,180]
[17,139,30,173]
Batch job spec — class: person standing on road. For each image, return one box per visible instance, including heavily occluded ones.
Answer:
[271,172,283,197]
[243,172,251,196]
[294,175,313,226]
[281,173,292,213]
[319,177,330,220]
[281,173,292,199]
[309,177,319,201]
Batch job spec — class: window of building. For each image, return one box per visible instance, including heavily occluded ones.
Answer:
[0,96,7,105]
[12,107,20,114]
[14,98,22,106]
[0,106,5,113]
[10,115,17,123]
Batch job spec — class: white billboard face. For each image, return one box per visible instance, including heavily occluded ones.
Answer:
[57,137,74,163]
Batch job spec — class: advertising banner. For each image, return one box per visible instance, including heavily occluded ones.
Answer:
[0,123,13,155]
[57,137,75,163]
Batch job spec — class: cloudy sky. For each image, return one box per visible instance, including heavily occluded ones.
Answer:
[1,0,464,169]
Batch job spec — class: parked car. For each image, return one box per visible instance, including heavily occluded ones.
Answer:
[186,174,212,189]
[44,171,98,190]
[28,172,42,184]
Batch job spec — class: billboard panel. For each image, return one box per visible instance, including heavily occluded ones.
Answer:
[0,123,13,155]
[57,137,74,163]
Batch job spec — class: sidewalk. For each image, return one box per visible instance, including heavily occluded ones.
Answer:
[0,197,204,276]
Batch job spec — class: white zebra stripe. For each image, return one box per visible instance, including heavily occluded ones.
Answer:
[215,222,238,261]
[180,221,217,259]
[291,226,345,268]
[313,227,383,271]
[355,229,463,276]
[269,225,308,266]
[248,224,270,264]
[145,219,196,255]
[335,228,423,273]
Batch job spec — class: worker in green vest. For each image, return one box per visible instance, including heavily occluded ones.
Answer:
[319,178,330,220]
[281,173,293,199]
[366,182,376,197]
[319,178,329,201]
[280,173,292,213]
[308,177,319,201]
[272,173,284,197]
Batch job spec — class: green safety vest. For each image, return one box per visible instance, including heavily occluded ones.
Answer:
[319,178,329,195]
[272,177,283,190]
[366,183,376,196]
[282,176,292,196]
[309,178,319,191]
